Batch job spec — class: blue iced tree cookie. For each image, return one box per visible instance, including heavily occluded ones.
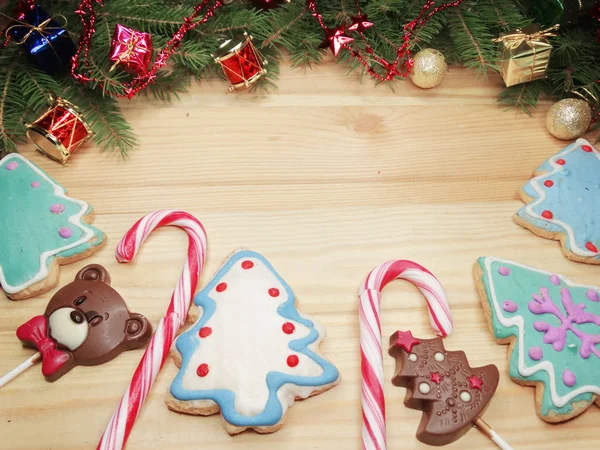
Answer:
[166,249,340,434]
[475,257,600,422]
[0,154,105,300]
[514,138,600,264]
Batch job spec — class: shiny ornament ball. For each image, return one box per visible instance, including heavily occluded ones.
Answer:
[546,99,592,140]
[409,49,447,89]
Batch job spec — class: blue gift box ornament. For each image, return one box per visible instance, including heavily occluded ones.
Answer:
[9,5,76,74]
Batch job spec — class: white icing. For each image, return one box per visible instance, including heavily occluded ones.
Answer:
[484,256,600,408]
[408,353,418,362]
[434,352,445,362]
[48,307,89,350]
[418,382,431,394]
[459,391,471,402]
[524,138,599,257]
[178,256,325,417]
[0,154,95,294]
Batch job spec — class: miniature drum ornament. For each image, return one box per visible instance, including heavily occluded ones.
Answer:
[26,94,92,164]
[212,33,267,91]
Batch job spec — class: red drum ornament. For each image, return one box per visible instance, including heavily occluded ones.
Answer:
[26,94,92,164]
[212,33,266,91]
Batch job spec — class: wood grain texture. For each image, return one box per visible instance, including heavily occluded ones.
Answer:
[1,59,599,449]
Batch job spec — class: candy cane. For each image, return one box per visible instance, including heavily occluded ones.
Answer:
[97,210,207,450]
[359,260,453,450]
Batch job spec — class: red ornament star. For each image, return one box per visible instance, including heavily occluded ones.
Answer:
[468,375,484,390]
[430,372,444,384]
[319,25,354,56]
[395,330,420,353]
[348,15,374,33]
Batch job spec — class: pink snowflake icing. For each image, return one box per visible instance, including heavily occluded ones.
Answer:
[529,287,600,360]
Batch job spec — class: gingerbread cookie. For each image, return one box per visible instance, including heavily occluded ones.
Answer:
[16,264,152,382]
[0,154,105,299]
[389,331,499,446]
[166,249,340,434]
[475,256,600,422]
[514,138,600,264]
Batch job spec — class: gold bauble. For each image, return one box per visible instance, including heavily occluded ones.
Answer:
[546,99,592,140]
[409,49,447,89]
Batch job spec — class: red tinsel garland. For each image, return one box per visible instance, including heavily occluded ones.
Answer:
[307,0,465,82]
[71,0,223,98]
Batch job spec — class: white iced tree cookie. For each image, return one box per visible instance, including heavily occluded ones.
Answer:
[166,249,340,434]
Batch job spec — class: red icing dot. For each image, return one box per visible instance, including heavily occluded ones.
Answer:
[582,145,593,153]
[287,355,299,367]
[268,288,280,297]
[586,242,598,253]
[241,260,254,269]
[196,364,209,377]
[544,180,554,187]
[282,322,295,334]
[541,210,553,219]
[556,159,566,165]
[216,282,227,292]
[199,327,212,338]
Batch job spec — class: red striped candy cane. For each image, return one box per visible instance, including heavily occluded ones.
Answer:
[359,260,453,450]
[97,210,207,450]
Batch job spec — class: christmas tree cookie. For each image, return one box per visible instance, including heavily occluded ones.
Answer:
[166,249,340,434]
[475,257,600,422]
[0,154,105,300]
[515,138,600,264]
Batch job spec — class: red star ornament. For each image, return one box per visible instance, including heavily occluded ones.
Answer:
[319,25,354,56]
[430,372,444,384]
[394,330,420,353]
[348,15,374,33]
[468,375,484,390]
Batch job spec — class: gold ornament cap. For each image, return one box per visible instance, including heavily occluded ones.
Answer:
[409,49,447,89]
[546,98,592,141]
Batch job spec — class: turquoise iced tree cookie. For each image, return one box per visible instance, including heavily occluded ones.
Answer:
[0,154,105,300]
[475,256,600,422]
[514,138,600,265]
[166,249,340,434]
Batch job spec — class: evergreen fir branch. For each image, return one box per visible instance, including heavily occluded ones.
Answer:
[0,68,19,155]
[498,80,542,115]
[448,6,498,75]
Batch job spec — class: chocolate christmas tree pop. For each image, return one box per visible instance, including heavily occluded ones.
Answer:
[389,330,512,448]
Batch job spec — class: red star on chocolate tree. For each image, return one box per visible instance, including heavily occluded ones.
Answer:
[430,371,444,384]
[319,25,354,56]
[468,374,484,390]
[394,330,420,353]
[348,15,374,33]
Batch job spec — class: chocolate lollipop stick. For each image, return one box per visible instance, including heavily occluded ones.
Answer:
[474,418,514,450]
[389,330,514,448]
[0,353,41,388]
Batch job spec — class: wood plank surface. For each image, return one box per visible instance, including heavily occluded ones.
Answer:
[1,59,599,449]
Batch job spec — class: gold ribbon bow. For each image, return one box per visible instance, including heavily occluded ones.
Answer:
[5,14,68,45]
[493,24,560,48]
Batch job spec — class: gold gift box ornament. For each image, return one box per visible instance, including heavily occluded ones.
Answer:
[494,24,559,87]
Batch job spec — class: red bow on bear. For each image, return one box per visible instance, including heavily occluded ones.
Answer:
[16,316,70,376]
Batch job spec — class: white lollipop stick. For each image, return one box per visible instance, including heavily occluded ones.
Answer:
[475,418,514,450]
[0,353,41,389]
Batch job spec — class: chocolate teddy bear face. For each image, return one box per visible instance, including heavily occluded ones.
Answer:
[30,264,152,381]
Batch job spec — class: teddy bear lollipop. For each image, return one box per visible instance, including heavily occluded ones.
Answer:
[0,264,152,386]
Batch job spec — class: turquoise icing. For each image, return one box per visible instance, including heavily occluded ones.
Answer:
[0,154,105,293]
[478,257,599,417]
[516,139,600,260]
[170,250,339,427]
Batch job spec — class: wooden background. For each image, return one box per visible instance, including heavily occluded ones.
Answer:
[1,60,599,449]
